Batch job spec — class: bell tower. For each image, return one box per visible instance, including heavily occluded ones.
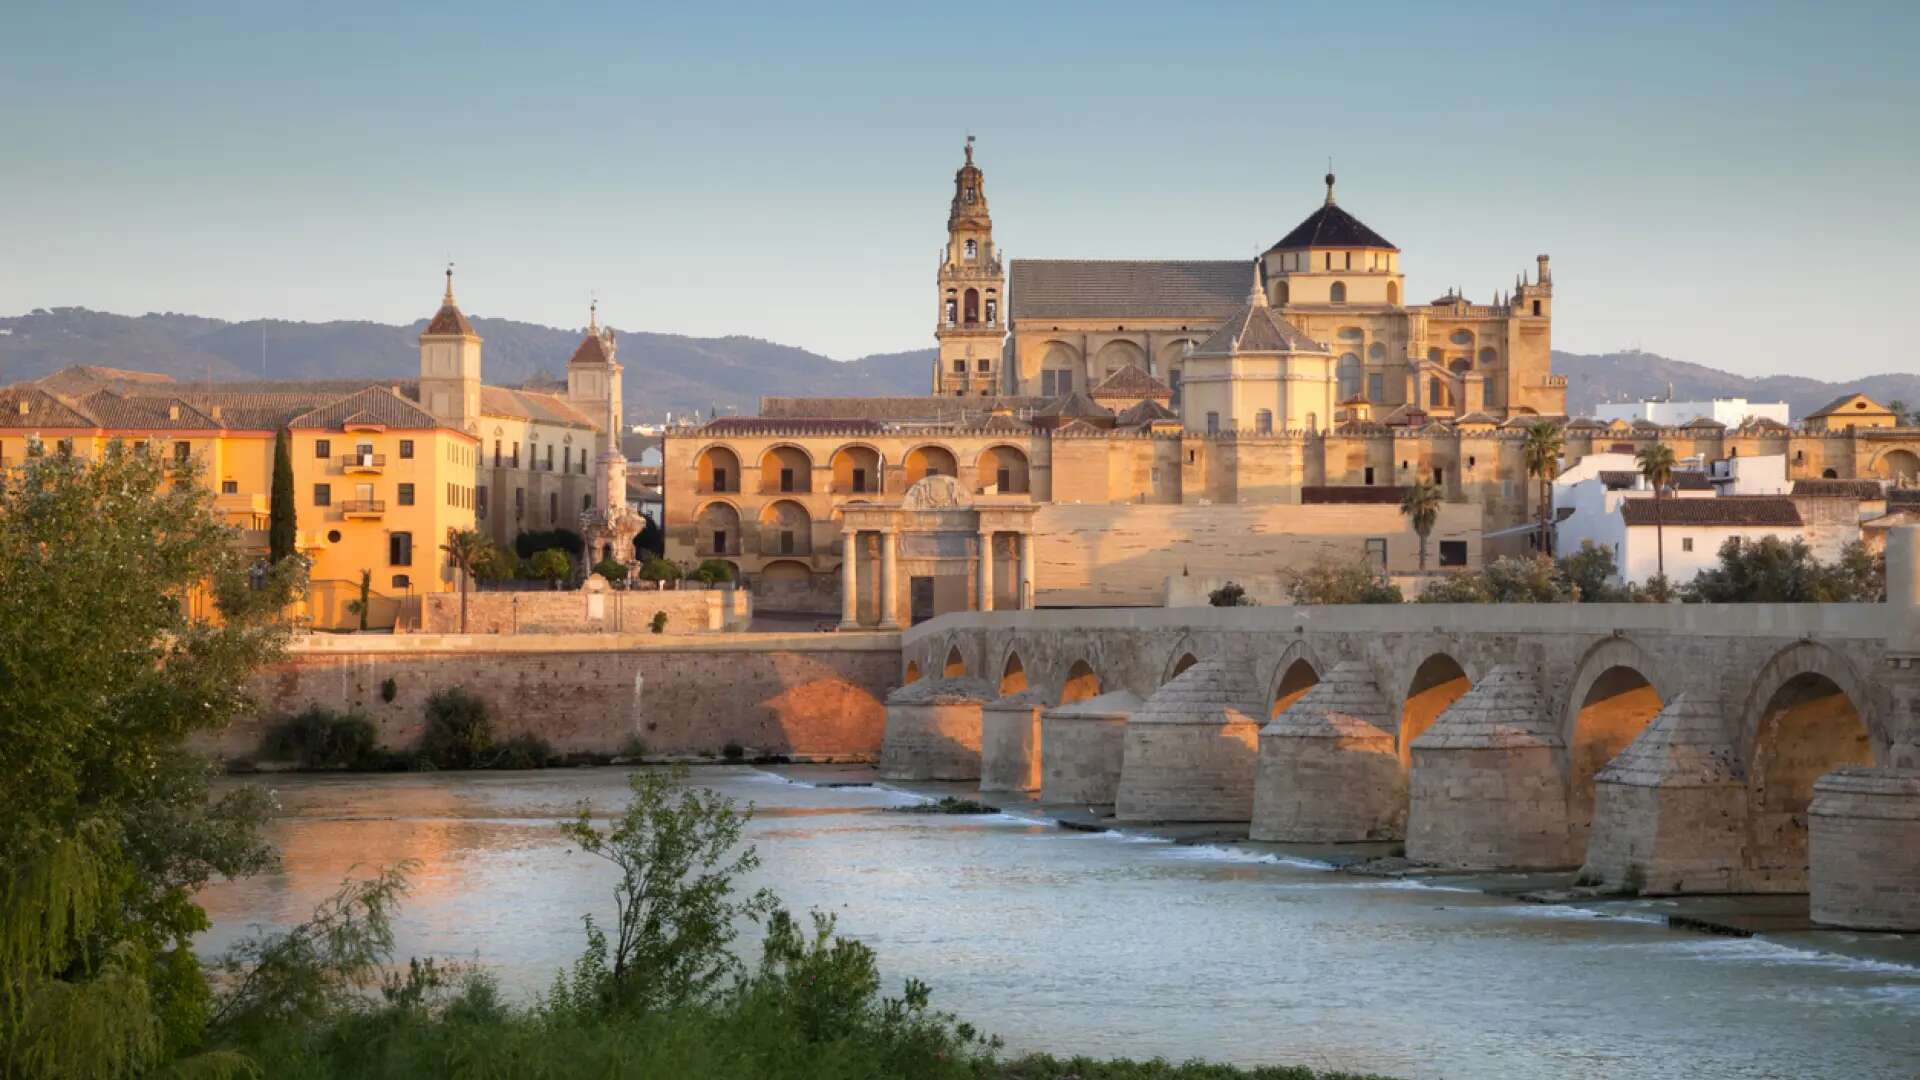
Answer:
[933,136,1005,396]
[418,264,482,431]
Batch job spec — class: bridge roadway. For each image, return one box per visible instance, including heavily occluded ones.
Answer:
[887,531,1920,931]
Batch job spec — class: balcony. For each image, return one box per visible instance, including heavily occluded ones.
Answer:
[339,452,387,474]
[340,499,386,519]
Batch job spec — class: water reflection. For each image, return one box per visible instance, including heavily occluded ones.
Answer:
[198,768,1920,1079]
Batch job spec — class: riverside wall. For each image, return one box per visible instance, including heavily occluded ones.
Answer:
[216,631,899,761]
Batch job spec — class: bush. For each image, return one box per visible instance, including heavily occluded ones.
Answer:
[473,543,520,583]
[494,733,557,770]
[593,557,629,583]
[262,706,383,770]
[638,557,682,584]
[421,688,494,769]
[650,611,669,634]
[1283,559,1403,604]
[1208,581,1255,607]
[721,741,746,762]
[1682,536,1886,603]
[693,559,734,585]
[529,548,573,586]
[513,528,584,561]
[380,677,398,704]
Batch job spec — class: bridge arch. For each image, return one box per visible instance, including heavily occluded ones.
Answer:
[1060,659,1102,704]
[1740,642,1879,888]
[999,649,1028,696]
[1162,635,1202,684]
[1266,640,1324,717]
[903,660,921,684]
[1398,651,1473,762]
[943,644,968,679]
[1561,637,1669,843]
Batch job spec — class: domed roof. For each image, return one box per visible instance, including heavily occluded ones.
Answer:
[1265,174,1397,253]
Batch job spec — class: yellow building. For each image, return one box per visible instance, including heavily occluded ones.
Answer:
[0,272,627,628]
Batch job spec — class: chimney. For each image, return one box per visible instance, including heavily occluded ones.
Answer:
[168,404,180,420]
[16,400,27,416]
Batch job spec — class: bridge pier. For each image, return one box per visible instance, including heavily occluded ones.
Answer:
[1811,764,1920,930]
[879,677,993,781]
[1580,694,1747,894]
[1116,659,1264,823]
[1408,666,1576,870]
[1039,689,1143,805]
[1252,660,1404,842]
[980,690,1050,792]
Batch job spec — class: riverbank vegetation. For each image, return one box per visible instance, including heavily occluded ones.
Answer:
[1,446,1389,1079]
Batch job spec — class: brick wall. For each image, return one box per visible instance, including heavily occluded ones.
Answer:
[213,632,899,762]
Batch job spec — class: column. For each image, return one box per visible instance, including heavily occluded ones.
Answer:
[976,528,995,612]
[1019,530,1036,610]
[878,527,900,629]
[839,528,860,628]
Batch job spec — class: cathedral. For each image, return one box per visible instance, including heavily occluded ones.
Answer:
[934,142,1565,428]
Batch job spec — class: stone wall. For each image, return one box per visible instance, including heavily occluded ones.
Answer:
[214,631,899,762]
[420,587,749,634]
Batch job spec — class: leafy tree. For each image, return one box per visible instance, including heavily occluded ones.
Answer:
[1891,399,1911,427]
[1420,554,1573,603]
[1562,541,1626,602]
[441,528,490,632]
[1682,536,1886,603]
[1522,420,1564,555]
[1208,581,1255,607]
[0,445,299,1072]
[269,426,296,562]
[345,567,373,631]
[638,557,682,584]
[473,541,519,584]
[635,516,664,559]
[513,528,586,561]
[529,548,574,587]
[1826,539,1888,602]
[692,559,734,586]
[1636,440,1678,580]
[1399,480,1444,572]
[1283,558,1404,604]
[593,557,630,583]
[551,767,777,1016]
[422,688,494,769]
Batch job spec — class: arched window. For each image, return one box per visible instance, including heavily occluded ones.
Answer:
[964,238,977,260]
[1337,353,1362,400]
[963,288,979,323]
[1255,409,1273,435]
[1276,280,1290,304]
[985,295,997,323]
[1387,281,1400,306]
[1430,377,1446,407]
[1329,281,1347,304]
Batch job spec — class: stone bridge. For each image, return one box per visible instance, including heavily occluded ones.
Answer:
[887,534,1920,932]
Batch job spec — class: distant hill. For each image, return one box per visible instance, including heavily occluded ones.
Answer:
[5,307,1915,423]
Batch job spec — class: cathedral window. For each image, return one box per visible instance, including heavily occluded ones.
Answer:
[1532,300,1542,316]
[965,239,977,260]
[1368,372,1384,402]
[985,297,997,323]
[964,289,980,323]
[1255,410,1273,435]
[1387,281,1399,305]
[1337,354,1362,400]
[1329,281,1347,303]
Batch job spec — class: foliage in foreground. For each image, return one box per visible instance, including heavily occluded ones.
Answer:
[1282,559,1403,605]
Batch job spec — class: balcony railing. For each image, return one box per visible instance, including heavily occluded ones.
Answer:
[340,499,386,517]
[339,452,386,473]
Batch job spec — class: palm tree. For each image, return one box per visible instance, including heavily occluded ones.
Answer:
[441,528,490,633]
[1399,479,1444,572]
[1636,441,1678,580]
[1522,420,1564,556]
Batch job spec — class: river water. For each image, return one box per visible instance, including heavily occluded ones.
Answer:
[197,768,1920,1079]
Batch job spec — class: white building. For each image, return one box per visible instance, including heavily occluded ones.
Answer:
[1594,397,1790,429]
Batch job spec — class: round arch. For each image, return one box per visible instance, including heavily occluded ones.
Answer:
[1399,651,1473,762]
[1060,659,1101,704]
[829,443,885,495]
[1561,638,1672,841]
[757,444,815,494]
[974,444,1030,494]
[755,499,813,556]
[754,559,813,602]
[693,500,743,557]
[693,444,742,494]
[999,651,1028,696]
[1265,639,1326,717]
[1039,340,1085,390]
[1872,448,1920,484]
[1093,339,1147,380]
[903,444,959,485]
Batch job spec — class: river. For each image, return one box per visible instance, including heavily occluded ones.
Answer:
[196,767,1920,1079]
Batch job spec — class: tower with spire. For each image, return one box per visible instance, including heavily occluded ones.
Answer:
[566,296,623,449]
[933,136,1006,396]
[419,264,482,431]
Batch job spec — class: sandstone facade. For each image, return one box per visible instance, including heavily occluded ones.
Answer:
[1039,690,1143,806]
[879,677,993,781]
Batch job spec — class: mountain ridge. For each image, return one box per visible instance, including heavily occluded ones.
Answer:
[2,307,1904,422]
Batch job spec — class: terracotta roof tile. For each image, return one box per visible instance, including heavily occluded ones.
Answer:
[1089,363,1172,401]
[1791,479,1885,498]
[1191,299,1324,356]
[1619,496,1800,527]
[1009,259,1249,320]
[480,386,596,429]
[424,302,477,337]
[0,386,96,428]
[288,387,444,430]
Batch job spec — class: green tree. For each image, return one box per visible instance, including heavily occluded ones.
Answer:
[692,559,734,586]
[1522,421,1564,556]
[473,541,519,584]
[0,445,298,1073]
[1562,541,1625,602]
[1283,558,1404,604]
[530,548,574,587]
[344,567,372,631]
[638,557,682,585]
[1890,399,1910,427]
[1399,480,1444,572]
[1208,581,1255,607]
[269,426,297,563]
[440,528,489,632]
[1636,440,1678,580]
[1681,536,1885,603]
[593,557,630,583]
[636,516,664,559]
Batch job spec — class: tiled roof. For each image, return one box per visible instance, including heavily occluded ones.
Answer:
[288,387,444,430]
[33,365,176,396]
[0,386,97,428]
[1008,259,1250,320]
[1792,479,1885,498]
[76,390,220,430]
[1453,411,1499,426]
[1564,417,1607,430]
[1265,202,1397,253]
[1052,418,1109,436]
[1089,363,1172,401]
[1681,416,1727,429]
[697,417,887,436]
[1115,399,1179,426]
[424,302,477,337]
[760,395,1050,424]
[1599,470,1711,491]
[480,386,596,429]
[1191,298,1325,356]
[1807,393,1892,419]
[569,329,615,367]
[1033,389,1113,420]
[1620,496,1801,527]
[978,411,1034,433]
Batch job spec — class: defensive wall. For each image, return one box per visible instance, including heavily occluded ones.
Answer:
[419,585,750,634]
[217,631,897,762]
[894,570,1920,929]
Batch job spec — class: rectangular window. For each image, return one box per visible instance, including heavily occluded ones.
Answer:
[1255,410,1273,435]
[399,439,414,459]
[1532,300,1541,316]
[477,485,488,520]
[780,467,795,492]
[1364,467,1375,486]
[780,530,795,554]
[1368,372,1384,402]
[514,487,525,518]
[1364,537,1388,569]
[583,494,592,511]
[997,467,1011,491]
[392,574,411,590]
[493,440,501,466]
[313,483,331,507]
[952,360,965,374]
[546,445,554,470]
[563,447,571,473]
[221,480,237,494]
[978,359,990,372]
[852,467,867,493]
[1206,411,1220,434]
[389,531,413,566]
[1432,467,1444,486]
[511,442,520,467]
[398,482,415,506]
[1439,540,1467,567]
[714,467,730,492]
[1682,537,1694,552]
[173,441,190,464]
[549,492,558,522]
[315,439,330,459]
[713,529,727,552]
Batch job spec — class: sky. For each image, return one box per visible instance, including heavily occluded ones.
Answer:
[3,1,1917,378]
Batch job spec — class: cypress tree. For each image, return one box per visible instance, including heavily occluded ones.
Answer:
[269,427,296,562]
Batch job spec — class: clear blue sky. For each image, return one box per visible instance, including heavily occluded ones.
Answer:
[4,2,1916,378]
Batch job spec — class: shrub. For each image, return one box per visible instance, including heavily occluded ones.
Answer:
[422,688,494,769]
[1208,581,1255,607]
[494,733,557,770]
[513,528,584,560]
[721,741,746,762]
[473,543,520,583]
[1683,535,1886,603]
[529,548,573,587]
[650,611,669,634]
[692,559,733,585]
[617,734,649,761]
[638,557,682,584]
[380,676,398,704]
[593,557,629,583]
[262,706,382,770]
[1283,558,1403,604]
